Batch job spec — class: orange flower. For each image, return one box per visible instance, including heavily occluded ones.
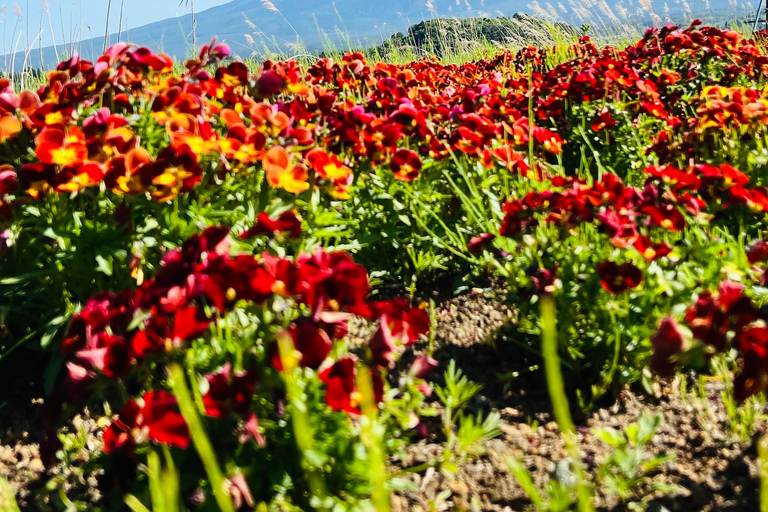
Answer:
[220,125,266,166]
[105,147,154,195]
[54,162,106,193]
[148,145,201,202]
[251,103,291,135]
[306,148,352,181]
[219,108,242,129]
[264,146,292,187]
[263,147,309,194]
[35,125,87,166]
[283,164,310,194]
[0,115,21,142]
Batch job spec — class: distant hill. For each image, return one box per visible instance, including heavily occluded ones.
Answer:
[2,0,748,72]
[375,14,578,58]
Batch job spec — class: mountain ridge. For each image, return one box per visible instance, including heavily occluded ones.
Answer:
[3,0,743,71]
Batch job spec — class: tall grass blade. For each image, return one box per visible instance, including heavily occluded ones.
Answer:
[540,295,595,512]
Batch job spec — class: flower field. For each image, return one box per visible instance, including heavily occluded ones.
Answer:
[3,19,768,511]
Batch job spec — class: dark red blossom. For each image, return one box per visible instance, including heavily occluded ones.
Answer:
[319,356,383,415]
[684,291,729,350]
[103,390,189,456]
[596,261,642,294]
[0,166,17,194]
[368,299,430,344]
[389,148,422,181]
[298,248,370,316]
[468,233,496,254]
[202,365,256,419]
[271,321,333,371]
[528,266,558,295]
[641,203,686,231]
[734,326,768,402]
[747,239,768,264]
[650,318,685,377]
[239,211,302,240]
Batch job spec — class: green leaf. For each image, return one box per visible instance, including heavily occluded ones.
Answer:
[388,477,419,493]
[636,413,662,445]
[592,427,625,448]
[95,254,113,276]
[304,449,330,467]
[441,461,459,474]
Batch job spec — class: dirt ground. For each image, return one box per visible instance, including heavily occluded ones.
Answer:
[1,286,765,511]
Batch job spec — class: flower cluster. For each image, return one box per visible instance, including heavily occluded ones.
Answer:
[53,224,430,459]
[650,279,768,401]
[497,161,768,261]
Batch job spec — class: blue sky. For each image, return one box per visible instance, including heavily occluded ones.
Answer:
[0,0,231,51]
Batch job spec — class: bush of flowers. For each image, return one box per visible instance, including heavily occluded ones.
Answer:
[45,223,432,509]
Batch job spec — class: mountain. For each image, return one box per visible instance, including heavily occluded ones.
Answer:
[4,0,746,71]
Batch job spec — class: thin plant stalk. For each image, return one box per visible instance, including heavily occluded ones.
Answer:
[38,1,43,71]
[276,330,330,510]
[124,494,151,512]
[45,0,59,63]
[356,364,391,512]
[104,0,112,52]
[760,434,768,511]
[167,362,235,512]
[190,0,196,49]
[540,295,595,512]
[118,0,124,42]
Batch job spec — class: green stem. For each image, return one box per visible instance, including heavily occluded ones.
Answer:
[276,330,330,510]
[356,365,391,512]
[760,435,768,512]
[124,494,151,512]
[167,363,235,512]
[540,295,595,512]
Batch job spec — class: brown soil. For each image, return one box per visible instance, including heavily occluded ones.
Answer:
[1,286,765,511]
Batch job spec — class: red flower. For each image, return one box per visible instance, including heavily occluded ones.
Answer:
[368,316,397,370]
[645,165,701,190]
[590,109,616,132]
[171,305,211,343]
[491,146,528,174]
[684,291,728,350]
[319,356,383,416]
[696,163,749,188]
[298,248,370,316]
[467,233,496,254]
[202,365,256,419]
[596,261,642,294]
[0,165,17,195]
[103,390,189,455]
[131,316,170,358]
[409,355,439,379]
[389,148,422,181]
[528,265,558,295]
[35,125,87,166]
[734,326,768,402]
[632,236,672,261]
[368,299,430,344]
[74,332,132,379]
[747,239,768,264]
[641,203,686,231]
[255,70,286,98]
[271,321,333,371]
[201,254,276,310]
[239,211,302,240]
[650,318,685,377]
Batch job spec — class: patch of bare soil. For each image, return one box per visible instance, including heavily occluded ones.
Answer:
[1,287,765,511]
[0,353,47,508]
[392,287,765,512]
